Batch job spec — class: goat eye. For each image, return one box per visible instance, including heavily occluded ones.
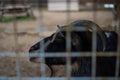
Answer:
[57,33,64,38]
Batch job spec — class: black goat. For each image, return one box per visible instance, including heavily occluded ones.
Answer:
[29,20,119,77]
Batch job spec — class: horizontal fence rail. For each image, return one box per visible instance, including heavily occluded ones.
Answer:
[0,52,119,57]
[0,77,120,80]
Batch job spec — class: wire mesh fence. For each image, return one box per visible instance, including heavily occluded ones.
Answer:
[0,0,120,80]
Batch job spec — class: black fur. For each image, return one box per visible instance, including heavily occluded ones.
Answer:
[29,20,119,77]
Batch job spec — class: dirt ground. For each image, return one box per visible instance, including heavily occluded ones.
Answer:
[0,9,115,77]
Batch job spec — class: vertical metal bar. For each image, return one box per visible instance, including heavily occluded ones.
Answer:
[115,15,120,80]
[12,4,21,80]
[38,0,46,79]
[92,0,97,79]
[91,26,97,80]
[115,0,120,79]
[66,27,71,80]
[66,0,71,80]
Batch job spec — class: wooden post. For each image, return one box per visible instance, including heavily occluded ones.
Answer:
[93,0,97,22]
[116,3,120,32]
[0,1,4,21]
[114,0,120,31]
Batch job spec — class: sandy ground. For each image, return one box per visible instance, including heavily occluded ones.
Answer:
[0,9,115,77]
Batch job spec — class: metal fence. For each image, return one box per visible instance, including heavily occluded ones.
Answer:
[0,0,120,80]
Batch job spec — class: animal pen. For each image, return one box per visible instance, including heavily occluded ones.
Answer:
[0,0,120,80]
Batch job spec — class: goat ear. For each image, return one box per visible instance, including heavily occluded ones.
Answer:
[71,33,82,51]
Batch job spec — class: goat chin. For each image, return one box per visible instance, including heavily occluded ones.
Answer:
[30,57,43,63]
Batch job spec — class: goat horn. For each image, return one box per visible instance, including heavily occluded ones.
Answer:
[69,20,107,51]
